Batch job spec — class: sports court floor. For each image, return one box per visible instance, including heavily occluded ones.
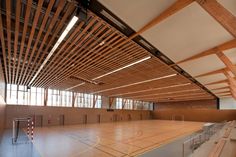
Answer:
[29,120,203,157]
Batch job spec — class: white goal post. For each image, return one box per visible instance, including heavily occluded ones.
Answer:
[12,117,34,144]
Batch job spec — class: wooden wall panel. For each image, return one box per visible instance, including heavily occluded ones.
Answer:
[152,109,236,122]
[4,105,151,129]
[154,99,217,109]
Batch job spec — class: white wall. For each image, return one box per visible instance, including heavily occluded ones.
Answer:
[220,97,236,109]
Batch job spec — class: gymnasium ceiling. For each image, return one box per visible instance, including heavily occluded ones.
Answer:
[1,0,235,102]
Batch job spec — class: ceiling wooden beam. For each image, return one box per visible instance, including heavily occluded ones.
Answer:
[222,70,236,100]
[175,39,236,65]
[129,0,194,39]
[205,79,228,86]
[196,0,236,38]
[194,68,226,78]
[211,86,229,91]
[216,51,236,76]
[215,91,230,95]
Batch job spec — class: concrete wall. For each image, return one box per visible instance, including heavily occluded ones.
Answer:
[152,109,236,122]
[0,62,6,132]
[5,105,151,129]
[154,99,217,109]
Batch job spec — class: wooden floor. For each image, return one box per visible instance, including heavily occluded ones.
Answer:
[31,120,204,157]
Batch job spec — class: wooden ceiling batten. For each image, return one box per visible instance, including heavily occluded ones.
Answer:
[14,0,33,84]
[35,17,108,87]
[23,0,66,86]
[12,0,21,84]
[17,0,44,85]
[6,0,11,83]
[25,2,77,86]
[32,20,86,87]
[0,5,8,83]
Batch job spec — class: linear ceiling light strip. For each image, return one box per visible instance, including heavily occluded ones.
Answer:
[109,83,192,97]
[92,73,177,94]
[29,16,79,85]
[66,56,151,90]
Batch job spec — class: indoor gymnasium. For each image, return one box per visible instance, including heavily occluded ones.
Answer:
[0,0,236,157]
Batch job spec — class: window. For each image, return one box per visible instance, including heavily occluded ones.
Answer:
[116,98,122,109]
[7,84,44,106]
[47,89,72,107]
[6,84,152,110]
[95,96,102,108]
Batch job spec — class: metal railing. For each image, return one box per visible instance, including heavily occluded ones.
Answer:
[182,122,225,157]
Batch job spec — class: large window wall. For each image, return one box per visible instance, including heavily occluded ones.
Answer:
[6,84,152,110]
[115,98,153,110]
[7,84,44,106]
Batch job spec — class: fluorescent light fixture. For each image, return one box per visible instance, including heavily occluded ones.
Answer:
[66,82,85,91]
[93,56,151,80]
[92,73,177,94]
[110,83,191,97]
[128,88,201,98]
[29,16,79,85]
[66,56,151,90]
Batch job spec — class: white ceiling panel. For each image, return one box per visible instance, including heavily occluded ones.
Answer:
[224,48,236,64]
[141,2,233,62]
[98,0,176,31]
[179,55,226,76]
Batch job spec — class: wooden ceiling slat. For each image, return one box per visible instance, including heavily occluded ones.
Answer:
[22,0,65,85]
[76,44,143,76]
[15,0,32,84]
[0,6,8,83]
[32,21,86,86]
[197,0,236,38]
[17,0,44,85]
[6,0,11,83]
[12,0,21,84]
[34,16,101,87]
[41,30,123,87]
[23,2,76,86]
[17,0,55,85]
